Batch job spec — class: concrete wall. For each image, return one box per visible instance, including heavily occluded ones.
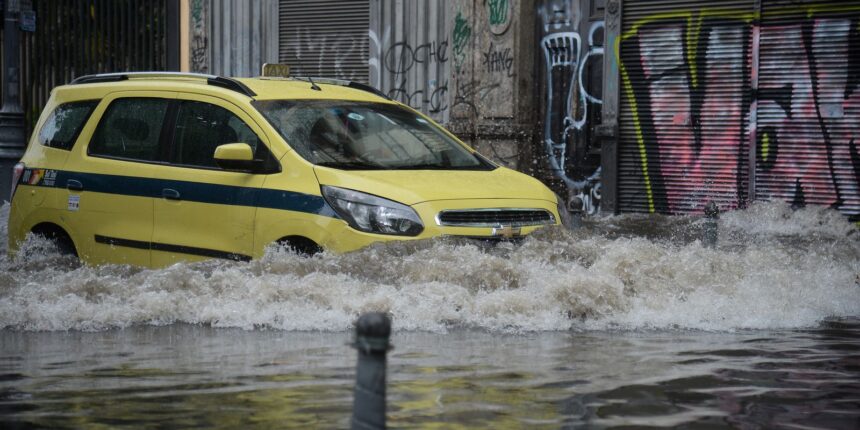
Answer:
[369,0,537,171]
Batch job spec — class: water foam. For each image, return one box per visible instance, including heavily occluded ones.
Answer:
[1,201,858,332]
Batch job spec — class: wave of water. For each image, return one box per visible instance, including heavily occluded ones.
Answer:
[1,202,858,332]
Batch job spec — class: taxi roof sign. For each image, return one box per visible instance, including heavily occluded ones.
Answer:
[261,63,290,78]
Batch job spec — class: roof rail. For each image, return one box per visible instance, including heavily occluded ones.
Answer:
[291,77,391,100]
[69,72,257,98]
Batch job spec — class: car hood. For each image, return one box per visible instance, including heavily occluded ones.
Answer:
[313,166,557,206]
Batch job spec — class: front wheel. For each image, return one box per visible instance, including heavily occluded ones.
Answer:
[31,225,79,258]
[276,236,322,257]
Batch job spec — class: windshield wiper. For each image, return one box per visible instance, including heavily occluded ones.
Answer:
[391,163,485,170]
[316,161,386,170]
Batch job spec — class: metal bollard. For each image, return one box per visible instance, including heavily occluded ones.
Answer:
[703,201,719,248]
[567,196,584,230]
[351,312,392,430]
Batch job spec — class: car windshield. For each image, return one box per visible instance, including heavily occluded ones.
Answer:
[254,100,492,170]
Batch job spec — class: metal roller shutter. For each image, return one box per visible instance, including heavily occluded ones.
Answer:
[618,0,754,214]
[278,0,370,83]
[755,1,860,221]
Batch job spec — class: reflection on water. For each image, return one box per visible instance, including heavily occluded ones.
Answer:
[1,201,859,427]
[1,321,859,429]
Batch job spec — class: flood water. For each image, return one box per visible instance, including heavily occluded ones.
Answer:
[1,202,859,428]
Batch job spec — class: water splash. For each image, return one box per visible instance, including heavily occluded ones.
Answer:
[1,202,857,332]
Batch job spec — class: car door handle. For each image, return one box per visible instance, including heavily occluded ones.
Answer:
[66,179,83,191]
[162,188,181,200]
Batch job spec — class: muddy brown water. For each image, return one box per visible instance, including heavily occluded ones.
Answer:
[1,202,858,428]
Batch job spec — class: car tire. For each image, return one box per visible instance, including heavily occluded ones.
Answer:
[31,224,79,258]
[276,236,322,257]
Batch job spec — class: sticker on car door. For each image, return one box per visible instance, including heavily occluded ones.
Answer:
[68,195,80,211]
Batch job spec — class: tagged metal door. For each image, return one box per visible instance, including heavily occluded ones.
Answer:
[278,0,370,83]
[754,0,860,223]
[617,0,754,215]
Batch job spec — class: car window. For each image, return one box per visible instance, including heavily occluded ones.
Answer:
[172,100,262,168]
[89,98,169,162]
[39,101,98,150]
[254,100,491,170]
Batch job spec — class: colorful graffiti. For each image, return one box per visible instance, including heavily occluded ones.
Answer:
[486,0,512,35]
[619,5,860,221]
[539,0,605,214]
[487,0,509,26]
[453,12,473,74]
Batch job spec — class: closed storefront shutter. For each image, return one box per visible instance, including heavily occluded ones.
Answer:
[278,0,370,83]
[755,0,860,221]
[617,0,754,214]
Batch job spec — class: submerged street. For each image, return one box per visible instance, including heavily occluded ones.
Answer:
[1,202,858,428]
[3,321,860,428]
[1,0,859,427]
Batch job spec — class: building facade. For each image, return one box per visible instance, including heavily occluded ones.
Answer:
[6,0,858,223]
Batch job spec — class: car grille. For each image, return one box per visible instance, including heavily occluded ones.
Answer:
[436,209,555,227]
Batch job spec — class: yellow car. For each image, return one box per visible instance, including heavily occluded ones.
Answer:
[7,72,565,267]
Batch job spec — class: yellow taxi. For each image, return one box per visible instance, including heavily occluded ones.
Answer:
[7,72,566,267]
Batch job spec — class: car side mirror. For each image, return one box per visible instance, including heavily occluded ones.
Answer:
[214,143,262,172]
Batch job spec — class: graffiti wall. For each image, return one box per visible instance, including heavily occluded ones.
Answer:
[369,0,451,122]
[538,0,605,214]
[369,0,532,168]
[618,1,860,222]
[453,0,518,121]
[186,0,860,223]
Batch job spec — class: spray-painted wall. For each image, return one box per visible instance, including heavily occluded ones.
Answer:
[617,0,860,223]
[369,0,538,169]
[537,0,606,214]
[369,1,450,123]
[188,0,537,170]
[185,0,860,223]
[367,0,608,205]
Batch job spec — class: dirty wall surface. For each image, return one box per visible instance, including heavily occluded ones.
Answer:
[189,0,860,223]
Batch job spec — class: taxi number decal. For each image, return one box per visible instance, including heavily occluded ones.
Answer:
[68,195,80,211]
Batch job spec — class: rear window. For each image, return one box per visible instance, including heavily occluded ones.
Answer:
[88,98,170,162]
[38,101,98,150]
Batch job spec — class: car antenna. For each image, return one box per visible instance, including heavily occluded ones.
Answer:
[294,52,321,91]
[307,75,321,91]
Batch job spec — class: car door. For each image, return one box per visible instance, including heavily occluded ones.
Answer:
[62,92,176,266]
[150,93,274,266]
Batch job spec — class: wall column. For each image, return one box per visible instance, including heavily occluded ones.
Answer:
[598,0,621,214]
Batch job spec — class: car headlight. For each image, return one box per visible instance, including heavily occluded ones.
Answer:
[322,186,424,236]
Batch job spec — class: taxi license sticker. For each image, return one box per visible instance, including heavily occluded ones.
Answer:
[68,195,80,211]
